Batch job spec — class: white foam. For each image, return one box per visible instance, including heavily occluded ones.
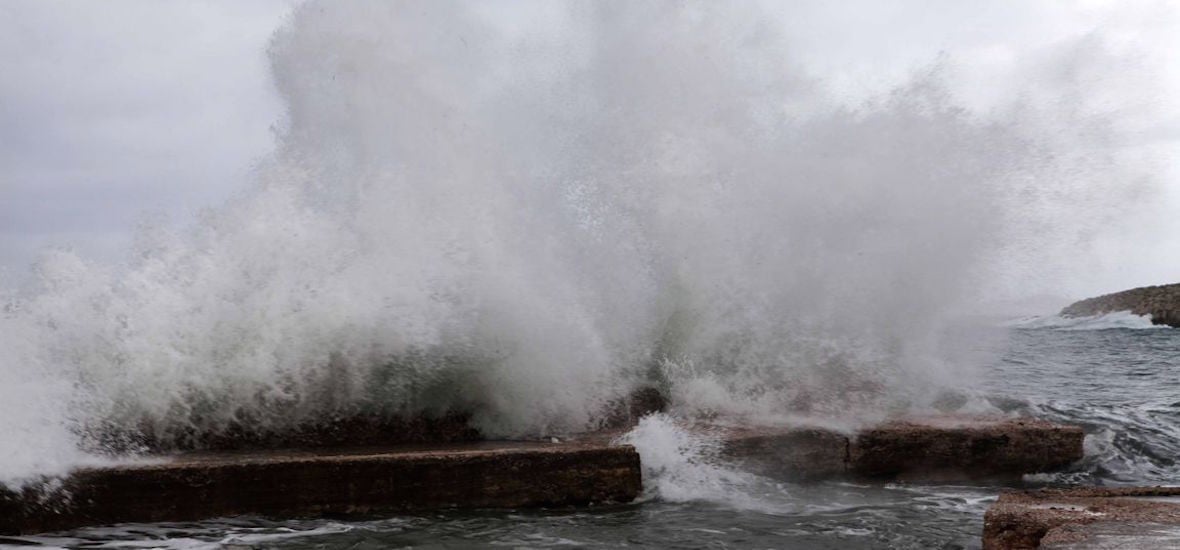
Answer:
[1006,311,1167,331]
[616,414,769,509]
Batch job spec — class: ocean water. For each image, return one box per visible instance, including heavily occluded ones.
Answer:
[7,319,1177,550]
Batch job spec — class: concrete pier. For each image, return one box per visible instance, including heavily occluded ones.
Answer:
[983,487,1180,549]
[0,441,641,536]
[0,416,1084,536]
[724,416,1084,481]
[850,417,1083,481]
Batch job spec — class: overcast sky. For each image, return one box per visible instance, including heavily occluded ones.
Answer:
[2,1,1178,298]
[0,1,295,280]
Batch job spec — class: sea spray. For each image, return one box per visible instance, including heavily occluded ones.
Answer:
[617,414,768,508]
[0,0,1162,485]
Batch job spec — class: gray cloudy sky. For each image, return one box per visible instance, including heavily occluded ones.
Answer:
[1,1,294,280]
[2,1,1178,297]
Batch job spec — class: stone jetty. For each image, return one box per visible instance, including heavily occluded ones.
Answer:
[983,486,1180,549]
[0,415,1084,536]
[1060,282,1180,327]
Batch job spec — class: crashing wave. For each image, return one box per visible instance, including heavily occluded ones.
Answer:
[0,0,1162,486]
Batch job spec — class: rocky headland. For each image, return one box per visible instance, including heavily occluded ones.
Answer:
[1060,283,1180,328]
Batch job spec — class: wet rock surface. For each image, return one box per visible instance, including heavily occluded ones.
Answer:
[1061,283,1180,327]
[983,486,1180,549]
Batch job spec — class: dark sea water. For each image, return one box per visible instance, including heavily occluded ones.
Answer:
[9,320,1179,550]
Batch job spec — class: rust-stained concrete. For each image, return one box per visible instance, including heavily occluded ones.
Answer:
[983,486,1180,549]
[0,441,641,536]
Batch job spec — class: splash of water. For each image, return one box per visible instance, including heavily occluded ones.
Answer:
[0,0,1160,485]
[616,414,766,508]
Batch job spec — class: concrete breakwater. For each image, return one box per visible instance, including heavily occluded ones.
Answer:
[0,441,642,536]
[724,417,1082,482]
[0,416,1083,536]
[1060,283,1180,327]
[984,486,1180,549]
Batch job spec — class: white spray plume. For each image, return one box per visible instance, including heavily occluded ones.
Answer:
[0,0,1161,485]
[618,414,765,507]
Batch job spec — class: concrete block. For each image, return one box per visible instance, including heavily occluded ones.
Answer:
[850,416,1084,481]
[0,441,641,536]
[983,486,1180,549]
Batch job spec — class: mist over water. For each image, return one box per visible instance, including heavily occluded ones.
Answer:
[0,0,1162,486]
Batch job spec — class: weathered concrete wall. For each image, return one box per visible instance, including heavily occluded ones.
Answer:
[850,417,1083,481]
[721,416,1083,482]
[1060,283,1180,327]
[983,486,1180,549]
[0,442,641,536]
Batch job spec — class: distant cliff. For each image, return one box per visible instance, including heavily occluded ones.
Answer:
[1060,283,1180,328]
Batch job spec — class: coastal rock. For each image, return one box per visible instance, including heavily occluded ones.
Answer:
[1060,283,1180,327]
[720,416,1082,481]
